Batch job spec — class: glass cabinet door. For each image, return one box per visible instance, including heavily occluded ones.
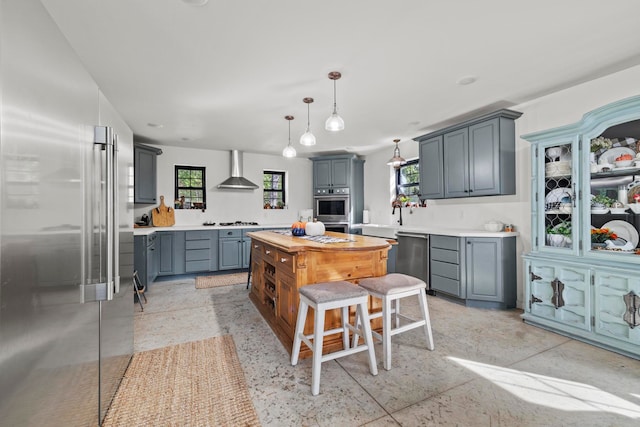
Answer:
[584,120,640,258]
[539,140,577,252]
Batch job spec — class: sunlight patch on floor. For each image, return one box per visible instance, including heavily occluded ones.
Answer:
[449,357,640,419]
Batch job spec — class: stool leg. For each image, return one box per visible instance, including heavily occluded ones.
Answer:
[291,299,309,366]
[418,289,435,351]
[382,295,393,371]
[351,308,361,348]
[394,299,400,329]
[341,306,350,350]
[311,306,325,396]
[357,302,378,376]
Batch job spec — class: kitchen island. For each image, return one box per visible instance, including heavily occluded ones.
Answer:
[246,230,391,359]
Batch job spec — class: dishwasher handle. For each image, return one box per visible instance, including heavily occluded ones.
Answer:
[396,232,429,239]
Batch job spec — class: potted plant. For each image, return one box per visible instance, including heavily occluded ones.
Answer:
[591,192,615,208]
[546,220,571,247]
[591,227,618,249]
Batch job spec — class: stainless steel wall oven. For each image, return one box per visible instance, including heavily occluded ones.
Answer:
[314,195,349,223]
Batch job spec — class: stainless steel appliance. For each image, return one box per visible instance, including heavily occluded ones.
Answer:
[314,193,350,223]
[396,231,431,290]
[0,2,133,425]
[324,223,349,233]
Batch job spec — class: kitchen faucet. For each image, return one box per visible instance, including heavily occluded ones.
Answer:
[392,196,403,226]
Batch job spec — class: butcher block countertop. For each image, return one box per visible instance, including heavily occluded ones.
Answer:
[246,230,390,253]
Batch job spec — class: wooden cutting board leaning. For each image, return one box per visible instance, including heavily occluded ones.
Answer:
[152,195,175,226]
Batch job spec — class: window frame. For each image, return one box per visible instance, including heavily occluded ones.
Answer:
[174,165,206,208]
[395,159,420,203]
[263,170,286,209]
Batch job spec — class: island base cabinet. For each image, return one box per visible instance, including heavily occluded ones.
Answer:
[247,231,389,359]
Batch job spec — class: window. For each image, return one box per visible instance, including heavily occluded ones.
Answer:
[263,171,285,209]
[175,165,206,209]
[396,159,420,204]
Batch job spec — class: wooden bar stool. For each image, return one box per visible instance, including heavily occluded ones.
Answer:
[291,281,378,396]
[353,273,434,370]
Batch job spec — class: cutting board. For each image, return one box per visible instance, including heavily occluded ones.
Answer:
[152,195,175,227]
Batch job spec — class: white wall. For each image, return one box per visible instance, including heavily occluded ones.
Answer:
[363,64,640,308]
[134,146,313,226]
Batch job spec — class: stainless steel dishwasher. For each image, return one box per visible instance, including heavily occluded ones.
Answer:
[395,231,431,292]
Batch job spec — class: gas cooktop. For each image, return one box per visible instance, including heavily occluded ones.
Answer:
[218,221,259,226]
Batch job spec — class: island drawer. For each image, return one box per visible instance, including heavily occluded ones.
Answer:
[277,250,295,273]
[262,244,277,263]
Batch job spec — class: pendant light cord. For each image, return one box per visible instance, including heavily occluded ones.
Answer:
[307,102,311,129]
[332,80,338,114]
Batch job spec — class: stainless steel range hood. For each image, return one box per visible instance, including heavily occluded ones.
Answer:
[217,150,259,189]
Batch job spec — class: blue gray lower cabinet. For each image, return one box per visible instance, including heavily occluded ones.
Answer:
[430,235,516,309]
[185,230,219,273]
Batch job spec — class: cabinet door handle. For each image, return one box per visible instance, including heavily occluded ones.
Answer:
[253,244,259,248]
[265,250,271,254]
[280,257,288,263]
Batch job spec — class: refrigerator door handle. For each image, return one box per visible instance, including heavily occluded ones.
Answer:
[92,126,116,301]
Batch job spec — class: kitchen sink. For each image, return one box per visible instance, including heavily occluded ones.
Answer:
[361,224,399,239]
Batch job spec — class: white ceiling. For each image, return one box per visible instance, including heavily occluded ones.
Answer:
[41,0,640,157]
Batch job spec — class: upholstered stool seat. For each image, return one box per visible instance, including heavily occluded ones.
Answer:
[353,273,434,370]
[291,281,378,396]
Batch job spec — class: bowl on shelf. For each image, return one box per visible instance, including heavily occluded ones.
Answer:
[484,221,504,232]
[609,207,628,214]
[615,159,633,168]
[590,207,609,214]
[629,203,640,214]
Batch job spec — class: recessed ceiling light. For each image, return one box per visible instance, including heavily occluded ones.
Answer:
[457,76,477,85]
[181,0,209,6]
[147,123,164,128]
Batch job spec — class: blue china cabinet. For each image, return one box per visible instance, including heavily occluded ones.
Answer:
[523,95,640,359]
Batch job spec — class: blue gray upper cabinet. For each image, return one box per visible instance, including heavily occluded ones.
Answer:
[134,143,162,204]
[312,157,350,190]
[418,136,445,199]
[414,109,522,199]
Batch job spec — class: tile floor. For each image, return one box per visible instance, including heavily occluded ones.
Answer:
[135,277,640,426]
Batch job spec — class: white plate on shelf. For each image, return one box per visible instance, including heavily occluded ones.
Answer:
[602,220,639,247]
[598,147,635,165]
[591,208,609,214]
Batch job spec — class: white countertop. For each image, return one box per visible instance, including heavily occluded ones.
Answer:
[133,224,291,236]
[359,223,519,239]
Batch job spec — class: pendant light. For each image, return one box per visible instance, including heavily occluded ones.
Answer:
[387,139,406,169]
[325,71,344,132]
[300,97,316,146]
[282,115,296,158]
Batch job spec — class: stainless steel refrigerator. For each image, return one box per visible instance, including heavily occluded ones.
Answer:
[0,1,134,425]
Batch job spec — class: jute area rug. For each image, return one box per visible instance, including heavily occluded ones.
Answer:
[103,335,260,426]
[195,272,248,289]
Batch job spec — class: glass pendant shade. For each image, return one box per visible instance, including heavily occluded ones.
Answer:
[300,97,316,146]
[325,71,344,132]
[282,144,296,158]
[325,112,345,132]
[282,115,296,158]
[387,139,406,169]
[300,130,316,146]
